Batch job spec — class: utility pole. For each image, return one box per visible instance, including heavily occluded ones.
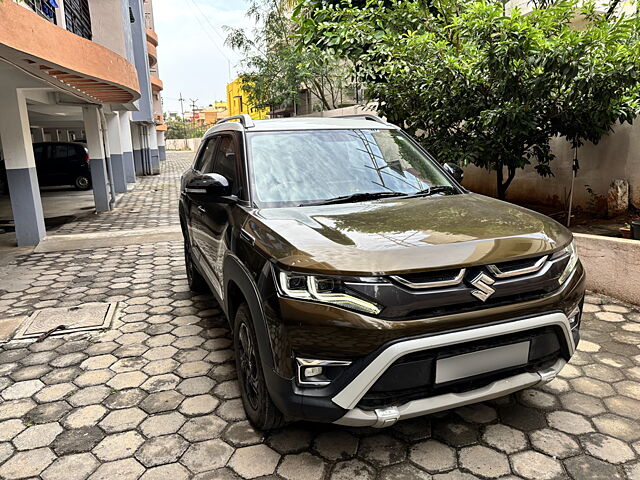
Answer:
[190,98,198,138]
[178,93,186,139]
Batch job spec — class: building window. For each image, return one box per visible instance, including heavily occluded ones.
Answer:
[24,0,58,24]
[64,0,92,40]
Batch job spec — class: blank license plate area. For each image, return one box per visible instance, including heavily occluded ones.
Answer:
[435,341,530,384]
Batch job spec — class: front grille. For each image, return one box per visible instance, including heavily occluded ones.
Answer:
[346,254,570,320]
[357,326,563,410]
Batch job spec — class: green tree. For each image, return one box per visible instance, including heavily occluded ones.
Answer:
[298,0,640,199]
[226,0,352,112]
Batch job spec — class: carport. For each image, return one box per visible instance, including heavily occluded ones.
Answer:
[0,3,143,246]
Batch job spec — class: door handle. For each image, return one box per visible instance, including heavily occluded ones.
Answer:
[197,205,206,214]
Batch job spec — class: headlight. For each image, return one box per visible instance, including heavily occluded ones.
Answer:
[557,240,579,285]
[277,270,382,315]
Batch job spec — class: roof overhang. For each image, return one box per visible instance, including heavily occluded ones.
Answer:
[0,1,141,105]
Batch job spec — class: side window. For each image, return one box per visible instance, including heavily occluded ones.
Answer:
[51,144,70,160]
[209,135,238,190]
[193,138,217,172]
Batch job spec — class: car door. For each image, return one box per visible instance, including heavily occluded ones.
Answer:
[48,143,71,186]
[193,133,241,297]
[188,137,218,280]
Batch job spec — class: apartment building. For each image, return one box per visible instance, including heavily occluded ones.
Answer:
[0,0,166,247]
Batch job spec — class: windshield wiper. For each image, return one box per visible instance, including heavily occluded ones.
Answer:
[402,185,458,198]
[299,191,405,207]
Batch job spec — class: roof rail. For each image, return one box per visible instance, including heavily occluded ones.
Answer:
[338,114,388,125]
[216,114,255,128]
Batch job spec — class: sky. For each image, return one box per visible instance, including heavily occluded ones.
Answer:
[153,0,254,114]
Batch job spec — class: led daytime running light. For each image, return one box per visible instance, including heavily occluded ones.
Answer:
[278,271,382,315]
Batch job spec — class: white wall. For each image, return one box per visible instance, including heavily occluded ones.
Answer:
[462,121,640,212]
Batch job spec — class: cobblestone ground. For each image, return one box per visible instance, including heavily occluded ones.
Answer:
[54,152,194,235]
[0,153,639,479]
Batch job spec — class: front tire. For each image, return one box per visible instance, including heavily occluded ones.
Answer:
[234,303,284,430]
[184,239,208,293]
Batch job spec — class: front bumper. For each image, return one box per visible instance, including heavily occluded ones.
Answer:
[336,357,566,427]
[263,267,584,425]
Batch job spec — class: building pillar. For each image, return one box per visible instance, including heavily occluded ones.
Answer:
[83,105,111,213]
[147,125,160,174]
[156,130,166,161]
[32,128,45,143]
[0,88,46,246]
[105,112,127,193]
[63,130,72,142]
[119,111,135,183]
[131,122,144,176]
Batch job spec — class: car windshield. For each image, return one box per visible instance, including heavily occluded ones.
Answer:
[247,129,458,207]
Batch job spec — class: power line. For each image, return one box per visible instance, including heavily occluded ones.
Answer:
[182,0,233,81]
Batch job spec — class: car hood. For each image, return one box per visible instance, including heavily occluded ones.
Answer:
[245,193,572,275]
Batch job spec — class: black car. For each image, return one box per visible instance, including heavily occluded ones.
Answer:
[179,114,584,430]
[33,142,92,190]
[0,142,92,194]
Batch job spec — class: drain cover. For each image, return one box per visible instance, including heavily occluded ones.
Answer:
[13,302,118,340]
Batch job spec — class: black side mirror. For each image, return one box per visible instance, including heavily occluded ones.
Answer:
[186,173,232,200]
[443,162,464,183]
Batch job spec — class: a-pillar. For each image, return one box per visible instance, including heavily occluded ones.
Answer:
[119,111,135,183]
[83,105,111,212]
[157,130,166,161]
[105,112,127,193]
[131,122,144,176]
[147,124,160,175]
[0,88,46,246]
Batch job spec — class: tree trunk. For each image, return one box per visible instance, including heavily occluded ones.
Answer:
[496,164,516,200]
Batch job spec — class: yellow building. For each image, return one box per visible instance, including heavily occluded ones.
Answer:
[226,78,270,120]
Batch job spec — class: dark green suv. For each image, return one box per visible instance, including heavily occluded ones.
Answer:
[179,114,585,429]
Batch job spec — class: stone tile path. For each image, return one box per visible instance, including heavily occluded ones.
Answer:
[0,153,639,479]
[54,152,194,235]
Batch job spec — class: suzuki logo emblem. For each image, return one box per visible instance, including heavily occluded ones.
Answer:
[469,273,496,302]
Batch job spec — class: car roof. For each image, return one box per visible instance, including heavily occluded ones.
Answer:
[204,116,399,137]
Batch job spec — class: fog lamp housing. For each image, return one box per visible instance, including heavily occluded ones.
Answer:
[296,358,351,387]
[568,305,582,330]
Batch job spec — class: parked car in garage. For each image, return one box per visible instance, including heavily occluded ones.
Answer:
[0,141,91,194]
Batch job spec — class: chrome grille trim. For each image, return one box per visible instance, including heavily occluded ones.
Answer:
[390,269,466,290]
[486,255,548,279]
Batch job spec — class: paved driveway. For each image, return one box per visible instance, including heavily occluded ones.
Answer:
[0,153,638,480]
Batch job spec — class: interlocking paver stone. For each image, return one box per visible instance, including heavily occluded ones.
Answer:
[87,458,145,480]
[1,379,44,400]
[530,428,580,458]
[0,447,56,479]
[41,452,100,480]
[228,444,280,478]
[140,412,186,438]
[459,445,510,478]
[409,439,456,473]
[0,155,638,480]
[135,434,190,467]
[93,431,145,461]
[99,407,147,433]
[13,422,63,450]
[180,439,234,473]
[581,433,636,464]
[512,450,564,480]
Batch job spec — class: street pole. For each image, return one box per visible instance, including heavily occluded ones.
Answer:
[178,93,186,139]
[190,98,198,139]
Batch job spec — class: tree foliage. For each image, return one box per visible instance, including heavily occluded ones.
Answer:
[226,0,351,112]
[298,0,640,198]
